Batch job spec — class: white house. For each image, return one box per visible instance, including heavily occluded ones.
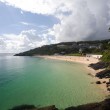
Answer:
[86,54,102,59]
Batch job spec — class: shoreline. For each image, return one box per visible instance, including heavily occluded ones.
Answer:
[36,55,99,64]
[85,66,109,95]
[36,55,110,96]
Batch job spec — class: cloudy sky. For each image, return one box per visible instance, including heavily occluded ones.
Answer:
[0,0,110,53]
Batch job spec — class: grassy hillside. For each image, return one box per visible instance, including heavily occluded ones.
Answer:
[15,39,110,56]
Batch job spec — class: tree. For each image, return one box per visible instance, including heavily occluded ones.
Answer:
[101,50,110,62]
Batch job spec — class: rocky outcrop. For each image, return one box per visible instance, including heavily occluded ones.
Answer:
[9,105,58,110]
[96,81,101,84]
[95,69,110,79]
[9,98,110,110]
[9,105,37,110]
[89,62,110,70]
[65,98,110,110]
[38,105,58,110]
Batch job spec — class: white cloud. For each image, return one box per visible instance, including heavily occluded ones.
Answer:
[0,0,71,15]
[0,0,110,52]
[20,10,23,14]
[50,0,110,42]
[20,22,30,26]
[20,22,48,30]
[0,29,53,53]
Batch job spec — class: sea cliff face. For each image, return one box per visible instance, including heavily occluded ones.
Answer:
[9,98,110,110]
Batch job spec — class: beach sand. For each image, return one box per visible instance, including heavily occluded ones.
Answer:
[86,66,109,95]
[36,55,110,96]
[37,55,99,64]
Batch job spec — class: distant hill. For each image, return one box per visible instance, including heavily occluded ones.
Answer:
[14,39,110,56]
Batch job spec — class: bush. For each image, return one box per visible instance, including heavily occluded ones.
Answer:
[101,51,110,63]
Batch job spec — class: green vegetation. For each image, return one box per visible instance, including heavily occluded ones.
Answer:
[66,53,82,56]
[15,39,110,56]
[101,51,110,63]
[100,50,110,70]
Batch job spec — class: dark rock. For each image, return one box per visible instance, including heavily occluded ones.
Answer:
[9,105,58,110]
[107,88,110,91]
[89,62,110,70]
[38,105,58,110]
[88,73,94,77]
[9,105,37,110]
[106,84,109,87]
[96,81,101,84]
[106,82,110,85]
[95,69,110,79]
[103,81,106,83]
[65,98,110,110]
[9,98,110,110]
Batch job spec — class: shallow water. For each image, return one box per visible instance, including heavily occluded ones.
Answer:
[0,56,105,110]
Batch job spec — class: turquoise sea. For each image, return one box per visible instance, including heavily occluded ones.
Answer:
[0,56,105,110]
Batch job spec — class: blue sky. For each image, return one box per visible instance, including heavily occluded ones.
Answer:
[0,0,110,53]
[0,2,59,34]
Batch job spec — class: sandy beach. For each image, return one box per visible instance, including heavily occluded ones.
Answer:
[37,55,99,64]
[36,55,110,96]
